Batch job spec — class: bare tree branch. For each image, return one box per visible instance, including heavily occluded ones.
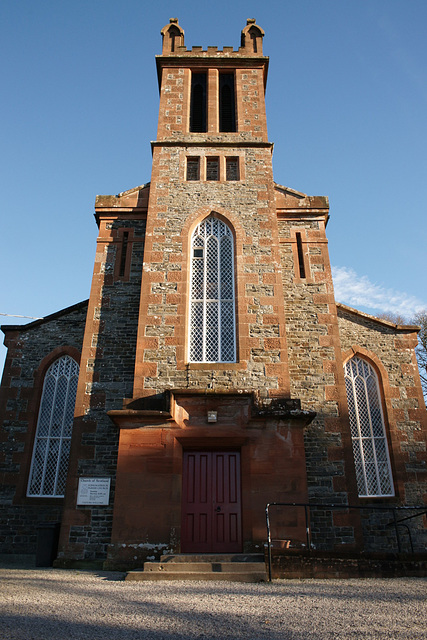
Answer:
[413,311,427,401]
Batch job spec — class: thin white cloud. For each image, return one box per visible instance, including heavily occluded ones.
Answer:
[332,266,426,319]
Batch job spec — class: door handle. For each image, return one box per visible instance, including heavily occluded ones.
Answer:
[215,506,221,512]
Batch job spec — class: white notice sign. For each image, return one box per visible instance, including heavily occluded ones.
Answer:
[77,478,111,506]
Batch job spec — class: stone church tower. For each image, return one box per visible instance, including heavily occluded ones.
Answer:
[1,19,425,572]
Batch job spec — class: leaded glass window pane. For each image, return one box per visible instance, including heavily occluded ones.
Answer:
[344,356,394,497]
[27,355,79,498]
[189,216,236,362]
[187,157,200,181]
[206,158,219,181]
[226,157,239,181]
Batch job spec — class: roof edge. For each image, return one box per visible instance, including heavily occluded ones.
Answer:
[274,182,307,198]
[1,300,89,334]
[336,302,420,332]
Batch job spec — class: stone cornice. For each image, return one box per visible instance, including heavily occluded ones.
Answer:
[151,140,273,149]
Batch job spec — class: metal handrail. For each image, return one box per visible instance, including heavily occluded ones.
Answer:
[265,502,427,581]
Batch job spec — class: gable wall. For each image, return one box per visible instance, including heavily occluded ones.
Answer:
[0,304,87,555]
[337,307,427,507]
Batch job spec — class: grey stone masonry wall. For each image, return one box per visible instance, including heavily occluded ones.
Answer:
[337,304,427,552]
[275,188,359,550]
[137,143,288,396]
[58,200,147,562]
[337,305,427,504]
[0,302,87,555]
[92,216,146,407]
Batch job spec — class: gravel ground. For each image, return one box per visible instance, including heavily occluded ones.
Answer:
[0,568,426,639]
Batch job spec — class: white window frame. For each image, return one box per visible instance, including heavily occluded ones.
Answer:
[188,216,236,363]
[27,355,79,498]
[344,356,394,498]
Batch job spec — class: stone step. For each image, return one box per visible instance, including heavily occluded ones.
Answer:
[126,570,267,582]
[143,561,265,573]
[125,553,268,582]
[159,553,264,563]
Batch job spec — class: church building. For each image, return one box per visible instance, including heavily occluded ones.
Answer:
[1,19,426,572]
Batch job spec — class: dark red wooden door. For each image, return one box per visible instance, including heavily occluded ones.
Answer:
[181,451,242,553]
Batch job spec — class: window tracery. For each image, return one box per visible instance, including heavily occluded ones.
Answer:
[27,355,79,498]
[189,216,236,363]
[344,356,394,497]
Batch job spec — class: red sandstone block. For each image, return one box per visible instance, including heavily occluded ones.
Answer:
[333,511,351,526]
[144,271,166,282]
[150,251,164,262]
[265,363,284,376]
[264,338,281,350]
[167,271,185,282]
[401,363,416,374]
[276,376,289,393]
[312,293,334,304]
[392,409,405,420]
[240,337,260,349]
[323,361,337,374]
[324,417,343,432]
[327,445,345,460]
[310,255,326,265]
[138,363,158,377]
[150,234,166,243]
[313,272,328,283]
[263,314,280,324]
[145,316,162,326]
[168,253,183,262]
[307,229,326,239]
[262,273,278,284]
[242,275,259,284]
[242,255,256,264]
[326,324,340,337]
[316,313,334,325]
[325,386,340,401]
[141,338,159,349]
[406,387,421,398]
[409,408,426,422]
[332,476,347,492]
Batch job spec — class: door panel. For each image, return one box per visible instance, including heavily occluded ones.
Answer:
[182,450,242,553]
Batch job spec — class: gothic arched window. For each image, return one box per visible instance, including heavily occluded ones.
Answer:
[27,355,79,498]
[344,356,394,497]
[189,216,236,363]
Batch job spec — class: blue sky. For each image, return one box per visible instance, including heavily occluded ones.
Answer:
[1,0,426,376]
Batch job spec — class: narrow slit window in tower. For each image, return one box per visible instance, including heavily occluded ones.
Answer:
[296,232,306,279]
[190,73,207,133]
[219,74,236,132]
[119,231,129,277]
